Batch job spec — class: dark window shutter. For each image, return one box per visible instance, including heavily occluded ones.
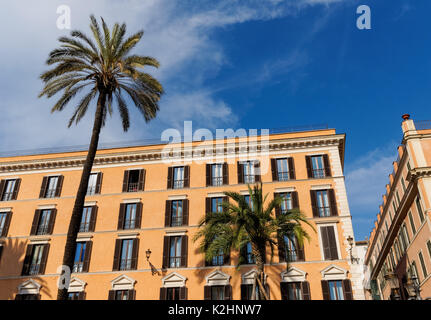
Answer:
[162,236,170,268]
[327,227,339,260]
[39,177,48,198]
[224,250,230,265]
[328,189,338,216]
[78,292,86,300]
[122,170,130,192]
[224,285,232,300]
[128,289,136,300]
[95,172,103,194]
[254,161,261,182]
[108,290,115,300]
[271,159,278,181]
[204,286,211,300]
[321,226,330,260]
[274,193,281,217]
[0,180,5,199]
[301,281,311,300]
[342,279,353,300]
[184,166,190,188]
[237,162,244,184]
[135,203,143,229]
[88,206,98,232]
[296,239,305,261]
[30,210,41,235]
[179,287,188,300]
[0,246,3,262]
[165,200,172,227]
[182,199,189,226]
[240,284,247,300]
[206,164,211,186]
[117,204,126,230]
[321,280,330,300]
[38,244,50,274]
[138,169,146,191]
[160,287,167,300]
[167,167,173,189]
[280,282,288,300]
[288,157,296,180]
[323,154,331,177]
[47,209,57,235]
[291,191,299,209]
[305,156,313,178]
[310,190,318,217]
[130,238,139,270]
[12,178,21,200]
[278,234,286,263]
[55,175,64,197]
[82,241,93,272]
[2,211,12,237]
[21,245,34,275]
[112,239,122,271]
[205,197,211,217]
[223,162,229,185]
[180,235,188,267]
[321,226,338,260]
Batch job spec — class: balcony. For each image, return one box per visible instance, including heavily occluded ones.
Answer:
[312,168,326,178]
[127,182,139,192]
[211,177,223,186]
[1,192,13,201]
[173,180,184,189]
[170,216,183,227]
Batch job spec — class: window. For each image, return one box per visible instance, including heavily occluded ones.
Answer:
[276,158,291,181]
[419,251,428,278]
[87,173,99,195]
[242,242,255,264]
[171,200,183,227]
[112,238,139,271]
[73,242,87,273]
[15,294,40,300]
[115,290,132,300]
[244,195,253,210]
[284,282,303,300]
[211,164,223,186]
[401,178,406,192]
[210,286,225,300]
[211,250,225,266]
[402,224,410,246]
[166,287,180,300]
[68,292,81,300]
[31,209,56,236]
[416,197,425,223]
[306,155,331,178]
[1,179,19,201]
[118,203,142,230]
[284,236,298,262]
[316,190,331,217]
[409,211,416,235]
[396,191,401,206]
[410,261,420,282]
[243,161,255,184]
[23,244,49,275]
[320,226,339,260]
[169,236,182,268]
[279,193,293,213]
[45,176,59,198]
[427,240,431,261]
[241,284,260,300]
[122,169,145,192]
[120,239,134,271]
[211,197,224,213]
[0,212,11,237]
[328,280,344,300]
[173,167,185,189]
[79,206,94,233]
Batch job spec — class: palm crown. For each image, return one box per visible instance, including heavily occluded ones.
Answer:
[39,15,163,130]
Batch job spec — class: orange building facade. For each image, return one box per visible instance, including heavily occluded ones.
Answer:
[0,128,364,300]
[364,116,431,300]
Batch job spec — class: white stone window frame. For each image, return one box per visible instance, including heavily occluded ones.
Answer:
[161,272,187,288]
[17,279,41,295]
[205,270,231,286]
[316,222,342,261]
[110,274,136,291]
[320,264,348,281]
[280,267,307,283]
[68,277,87,293]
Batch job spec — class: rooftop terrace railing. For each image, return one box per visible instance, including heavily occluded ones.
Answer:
[0,124,329,158]
[414,120,431,130]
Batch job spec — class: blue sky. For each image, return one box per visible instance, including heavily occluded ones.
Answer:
[0,0,429,241]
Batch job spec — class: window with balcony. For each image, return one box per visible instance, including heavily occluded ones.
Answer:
[118,203,142,230]
[122,169,145,193]
[79,206,96,233]
[167,166,190,189]
[328,280,344,300]
[237,161,260,184]
[22,244,49,276]
[306,155,331,178]
[169,236,182,268]
[86,173,101,195]
[209,163,224,186]
[113,239,139,271]
[73,242,90,273]
[1,179,20,201]
[280,193,292,213]
[119,239,134,271]
[173,167,185,189]
[316,190,330,217]
[30,209,56,236]
[272,158,295,181]
[0,212,12,237]
[170,200,183,227]
[243,161,255,184]
[162,235,188,269]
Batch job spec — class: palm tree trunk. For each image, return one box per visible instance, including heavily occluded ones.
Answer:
[57,91,106,300]
[251,242,267,300]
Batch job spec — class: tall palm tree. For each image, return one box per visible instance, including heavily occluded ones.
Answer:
[193,183,314,300]
[39,15,164,300]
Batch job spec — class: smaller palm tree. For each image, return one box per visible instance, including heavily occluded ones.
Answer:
[194,183,314,300]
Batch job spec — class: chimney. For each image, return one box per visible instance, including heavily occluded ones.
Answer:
[401,114,416,136]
